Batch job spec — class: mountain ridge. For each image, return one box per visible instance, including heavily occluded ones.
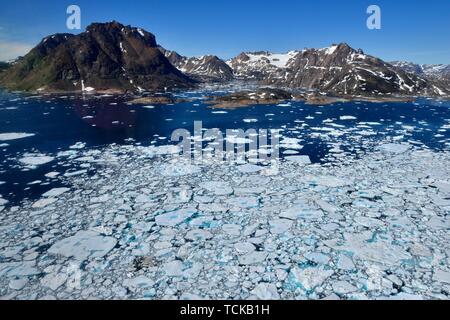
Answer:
[0,21,196,93]
[0,22,448,98]
[226,43,448,97]
[158,46,234,82]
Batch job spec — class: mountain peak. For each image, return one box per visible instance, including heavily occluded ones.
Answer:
[0,22,194,92]
[86,21,125,32]
[85,21,157,47]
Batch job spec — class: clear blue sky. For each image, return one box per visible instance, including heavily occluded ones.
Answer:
[0,0,449,64]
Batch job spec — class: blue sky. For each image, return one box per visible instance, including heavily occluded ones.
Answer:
[0,0,449,64]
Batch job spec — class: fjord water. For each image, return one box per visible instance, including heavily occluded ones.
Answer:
[0,89,449,205]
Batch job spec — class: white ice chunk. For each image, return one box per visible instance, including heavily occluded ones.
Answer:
[226,196,259,209]
[199,181,233,195]
[269,219,293,234]
[340,116,357,120]
[379,143,410,154]
[238,164,263,173]
[48,230,117,261]
[42,188,70,198]
[0,132,35,141]
[288,266,334,291]
[123,275,155,290]
[185,229,213,241]
[19,154,54,167]
[251,283,280,300]
[238,251,268,265]
[285,155,311,165]
[32,198,57,208]
[155,208,197,227]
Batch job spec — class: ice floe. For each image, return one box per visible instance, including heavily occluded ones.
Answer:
[19,154,55,167]
[1,140,450,300]
[0,132,35,141]
[48,231,117,261]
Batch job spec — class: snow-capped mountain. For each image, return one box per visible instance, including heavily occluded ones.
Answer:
[0,21,448,98]
[227,43,448,96]
[391,61,450,80]
[159,47,234,82]
[226,51,299,80]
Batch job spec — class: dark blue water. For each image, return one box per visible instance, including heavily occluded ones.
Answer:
[1,88,449,205]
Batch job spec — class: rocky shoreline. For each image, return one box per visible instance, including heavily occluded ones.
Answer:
[204,88,426,109]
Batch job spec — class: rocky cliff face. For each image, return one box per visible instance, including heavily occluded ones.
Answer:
[227,43,448,97]
[0,22,196,92]
[159,47,234,82]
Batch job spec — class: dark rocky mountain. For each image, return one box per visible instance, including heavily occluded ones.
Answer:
[227,43,449,97]
[0,21,196,92]
[159,47,234,82]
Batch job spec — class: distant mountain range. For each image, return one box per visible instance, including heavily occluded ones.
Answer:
[158,47,234,82]
[0,21,449,98]
[390,61,450,81]
[226,44,448,96]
